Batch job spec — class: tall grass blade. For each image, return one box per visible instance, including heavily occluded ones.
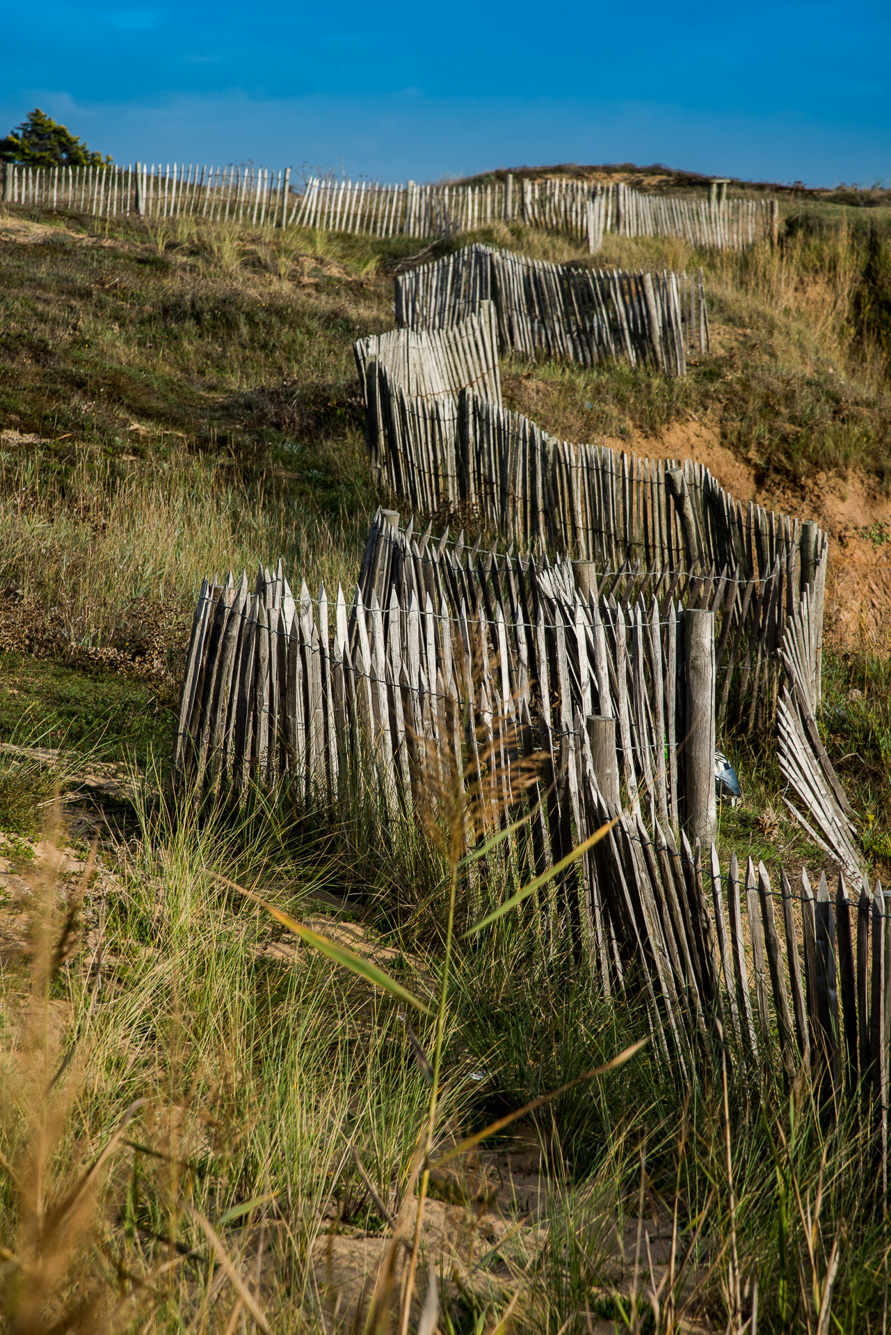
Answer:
[215,874,432,1014]
[430,1038,647,1169]
[462,819,616,937]
[187,1206,270,1333]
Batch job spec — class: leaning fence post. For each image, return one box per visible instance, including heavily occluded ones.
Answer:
[666,468,701,569]
[683,608,716,845]
[586,715,620,806]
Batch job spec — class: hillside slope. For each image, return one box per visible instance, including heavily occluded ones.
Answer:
[2,194,891,1333]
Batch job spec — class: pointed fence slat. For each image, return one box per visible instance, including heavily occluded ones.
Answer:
[171,502,887,1172]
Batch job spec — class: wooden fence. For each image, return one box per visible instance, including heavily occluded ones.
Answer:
[778,586,861,881]
[1,162,775,250]
[611,181,778,249]
[357,362,826,688]
[172,500,842,861]
[353,507,824,733]
[392,244,708,372]
[355,302,502,407]
[174,518,727,840]
[172,515,882,1158]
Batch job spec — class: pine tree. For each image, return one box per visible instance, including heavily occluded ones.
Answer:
[0,109,112,167]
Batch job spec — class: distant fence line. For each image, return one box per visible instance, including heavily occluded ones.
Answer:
[392,244,709,372]
[1,162,776,250]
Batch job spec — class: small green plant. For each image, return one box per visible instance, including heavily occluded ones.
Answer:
[859,519,891,549]
[0,761,55,835]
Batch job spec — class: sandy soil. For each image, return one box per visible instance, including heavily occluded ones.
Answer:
[595,417,891,649]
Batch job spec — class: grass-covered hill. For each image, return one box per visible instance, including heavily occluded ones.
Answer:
[1,187,891,1333]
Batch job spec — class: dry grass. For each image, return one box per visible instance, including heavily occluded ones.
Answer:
[1,198,891,1332]
[0,445,366,658]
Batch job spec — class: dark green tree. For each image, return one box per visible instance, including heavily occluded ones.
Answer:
[0,109,111,167]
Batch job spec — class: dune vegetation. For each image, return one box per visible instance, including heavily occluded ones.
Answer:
[1,187,891,1333]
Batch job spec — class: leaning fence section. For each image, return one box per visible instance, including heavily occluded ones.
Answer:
[354,302,502,406]
[172,516,884,1170]
[174,521,727,841]
[3,163,775,250]
[393,245,708,373]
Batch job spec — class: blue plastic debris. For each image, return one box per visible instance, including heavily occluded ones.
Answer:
[715,749,742,805]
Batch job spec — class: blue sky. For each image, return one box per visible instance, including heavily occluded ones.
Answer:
[3,1,889,186]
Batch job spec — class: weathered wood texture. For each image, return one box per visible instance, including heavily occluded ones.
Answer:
[394,244,708,374]
[176,514,716,828]
[172,543,879,1139]
[6,165,773,249]
[777,553,862,880]
[357,328,823,726]
[173,503,876,1154]
[175,494,852,861]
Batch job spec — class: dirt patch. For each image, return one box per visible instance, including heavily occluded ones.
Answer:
[309,1141,690,1333]
[600,419,758,504]
[594,416,891,646]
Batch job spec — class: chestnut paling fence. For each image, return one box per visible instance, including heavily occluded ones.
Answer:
[354,301,828,735]
[174,511,883,1168]
[3,163,775,250]
[169,185,872,1162]
[354,249,857,877]
[393,244,709,373]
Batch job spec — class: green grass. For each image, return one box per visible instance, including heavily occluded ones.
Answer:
[500,222,891,481]
[2,789,890,1332]
[0,652,175,769]
[0,758,56,836]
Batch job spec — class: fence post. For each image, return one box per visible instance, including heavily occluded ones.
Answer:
[134,163,145,217]
[770,198,780,248]
[641,272,666,373]
[800,519,820,594]
[586,197,603,255]
[573,560,597,601]
[586,715,620,806]
[279,166,291,228]
[683,608,716,845]
[1,163,9,204]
